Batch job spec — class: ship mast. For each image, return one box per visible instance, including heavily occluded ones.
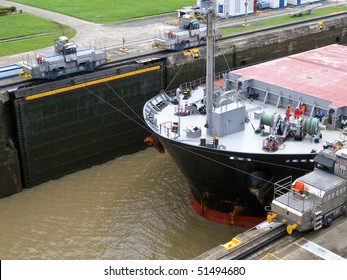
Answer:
[205,0,215,136]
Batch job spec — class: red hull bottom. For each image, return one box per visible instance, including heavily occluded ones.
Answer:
[190,192,266,228]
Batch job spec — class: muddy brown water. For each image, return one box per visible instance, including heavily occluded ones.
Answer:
[0,148,244,259]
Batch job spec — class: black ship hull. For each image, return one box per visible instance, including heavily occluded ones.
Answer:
[155,134,315,228]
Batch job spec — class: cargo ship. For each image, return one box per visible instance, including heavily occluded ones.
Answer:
[143,1,347,227]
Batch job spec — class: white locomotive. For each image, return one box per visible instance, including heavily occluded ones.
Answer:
[267,145,347,234]
[22,36,109,80]
[153,14,221,51]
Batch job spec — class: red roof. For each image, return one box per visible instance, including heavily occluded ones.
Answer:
[234,44,347,108]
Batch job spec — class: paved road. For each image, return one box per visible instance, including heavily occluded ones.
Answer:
[0,0,346,65]
[0,0,169,64]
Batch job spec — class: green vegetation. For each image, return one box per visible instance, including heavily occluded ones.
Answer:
[0,6,16,15]
[0,13,75,56]
[10,0,196,24]
[1,0,194,56]
[222,6,347,35]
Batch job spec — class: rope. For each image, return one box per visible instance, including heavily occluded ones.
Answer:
[63,64,313,187]
[63,69,153,133]
[82,86,150,132]
[71,71,312,186]
[215,36,231,71]
[165,62,186,91]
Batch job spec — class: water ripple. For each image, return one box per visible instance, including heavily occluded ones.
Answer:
[0,149,243,259]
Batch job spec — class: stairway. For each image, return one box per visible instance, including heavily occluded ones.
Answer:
[313,210,323,230]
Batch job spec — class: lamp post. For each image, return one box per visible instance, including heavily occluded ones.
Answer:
[244,0,249,26]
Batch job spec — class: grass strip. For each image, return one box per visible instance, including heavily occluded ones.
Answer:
[9,0,196,24]
[221,6,347,35]
[0,13,76,56]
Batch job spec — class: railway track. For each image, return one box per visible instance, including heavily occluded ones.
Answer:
[217,223,288,260]
[0,51,166,93]
[195,221,307,260]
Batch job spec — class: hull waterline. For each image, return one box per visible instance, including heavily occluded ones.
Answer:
[155,134,315,228]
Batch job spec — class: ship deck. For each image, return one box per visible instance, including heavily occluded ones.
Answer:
[234,44,347,109]
[149,89,344,155]
[145,44,347,156]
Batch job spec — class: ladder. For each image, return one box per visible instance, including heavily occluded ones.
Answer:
[313,210,323,230]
